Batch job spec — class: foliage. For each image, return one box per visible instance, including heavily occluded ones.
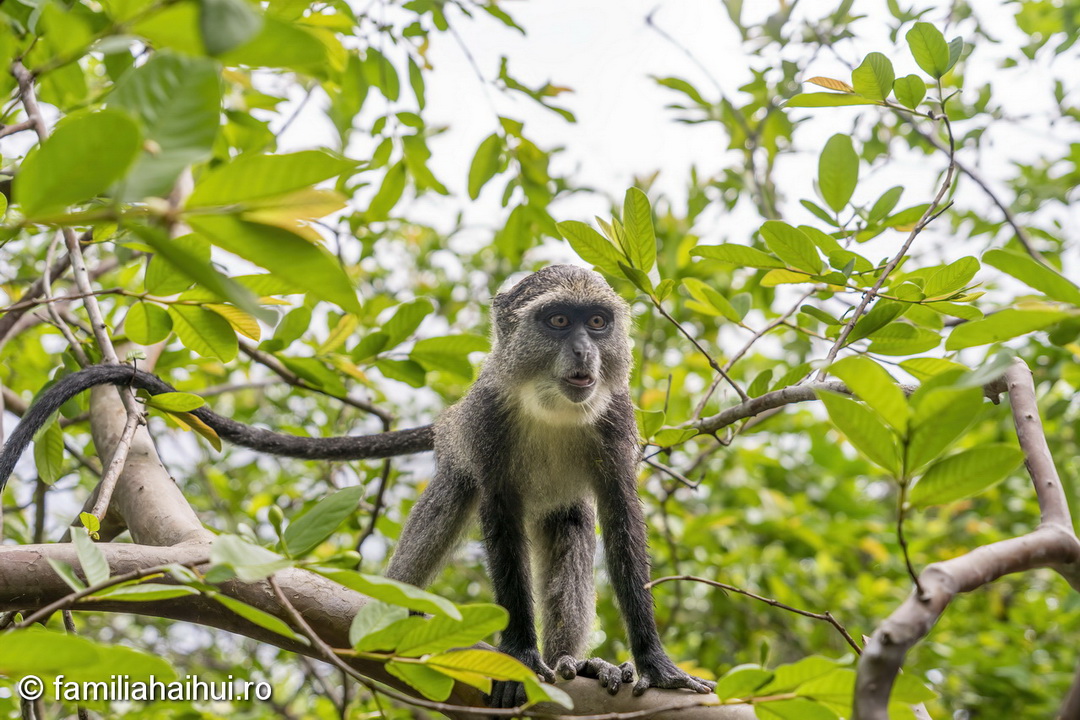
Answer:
[1,0,1079,718]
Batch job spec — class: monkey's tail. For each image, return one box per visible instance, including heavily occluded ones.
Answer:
[0,365,435,492]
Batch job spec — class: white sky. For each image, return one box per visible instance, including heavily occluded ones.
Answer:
[274,0,1080,274]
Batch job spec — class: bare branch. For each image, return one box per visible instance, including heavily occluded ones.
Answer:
[647,575,861,655]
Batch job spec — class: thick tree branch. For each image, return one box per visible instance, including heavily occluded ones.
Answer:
[853,359,1080,720]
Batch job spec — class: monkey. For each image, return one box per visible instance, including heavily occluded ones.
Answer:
[0,265,715,707]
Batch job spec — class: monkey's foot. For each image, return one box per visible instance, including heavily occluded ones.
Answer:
[633,656,716,696]
[553,656,635,695]
[485,648,555,708]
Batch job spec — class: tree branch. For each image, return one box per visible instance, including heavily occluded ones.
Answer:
[853,359,1080,720]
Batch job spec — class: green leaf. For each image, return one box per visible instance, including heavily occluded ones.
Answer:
[468,134,502,200]
[909,444,1024,508]
[891,673,938,704]
[383,299,435,348]
[622,187,657,272]
[828,357,909,434]
[893,74,926,109]
[210,592,306,642]
[219,17,327,72]
[33,419,64,485]
[865,323,940,356]
[851,52,894,102]
[760,221,823,274]
[557,220,624,272]
[868,186,905,223]
[144,234,209,295]
[618,262,654,295]
[906,22,951,78]
[683,278,742,322]
[283,486,364,557]
[168,304,238,361]
[818,392,901,474]
[132,226,263,321]
[847,300,906,344]
[375,358,427,387]
[906,385,982,472]
[367,161,407,220]
[124,302,173,345]
[16,109,141,217]
[756,698,839,720]
[900,357,968,381]
[758,656,846,694]
[189,215,361,315]
[72,528,110,586]
[785,93,881,108]
[983,249,1080,305]
[818,134,859,213]
[691,244,785,268]
[210,535,292,582]
[350,601,410,647]
[715,665,773,700]
[387,661,455,701]
[48,559,87,592]
[945,309,1071,350]
[92,583,200,602]
[313,567,462,619]
[923,256,979,298]
[145,392,205,413]
[199,0,263,55]
[425,649,535,681]
[411,335,489,380]
[946,37,965,73]
[109,52,221,200]
[188,151,355,207]
[397,604,508,656]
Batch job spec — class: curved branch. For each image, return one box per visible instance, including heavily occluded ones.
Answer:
[853,359,1080,720]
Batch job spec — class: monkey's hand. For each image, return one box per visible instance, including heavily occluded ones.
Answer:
[632,655,716,696]
[485,647,555,708]
[553,656,635,695]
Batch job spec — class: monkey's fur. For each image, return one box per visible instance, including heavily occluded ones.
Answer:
[0,265,713,706]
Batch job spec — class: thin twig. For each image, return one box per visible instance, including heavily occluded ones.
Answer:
[653,301,748,402]
[647,575,862,655]
[692,289,815,422]
[643,456,697,489]
[88,407,143,520]
[0,119,34,139]
[241,340,394,425]
[816,113,957,381]
[43,232,89,365]
[356,458,393,561]
[14,558,208,629]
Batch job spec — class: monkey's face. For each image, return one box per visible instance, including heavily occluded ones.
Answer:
[534,303,613,403]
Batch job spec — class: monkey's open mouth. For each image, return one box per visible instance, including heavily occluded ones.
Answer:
[564,372,595,388]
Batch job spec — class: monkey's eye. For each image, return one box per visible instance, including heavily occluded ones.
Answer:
[586,314,607,329]
[548,314,571,329]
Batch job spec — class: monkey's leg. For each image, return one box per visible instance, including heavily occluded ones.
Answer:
[385,467,478,588]
[593,400,716,696]
[536,502,635,696]
[480,490,554,708]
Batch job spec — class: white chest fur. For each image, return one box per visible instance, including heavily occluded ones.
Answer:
[511,383,607,513]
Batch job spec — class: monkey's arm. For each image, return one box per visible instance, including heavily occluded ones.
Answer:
[596,397,715,697]
[385,465,478,588]
[0,365,434,491]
